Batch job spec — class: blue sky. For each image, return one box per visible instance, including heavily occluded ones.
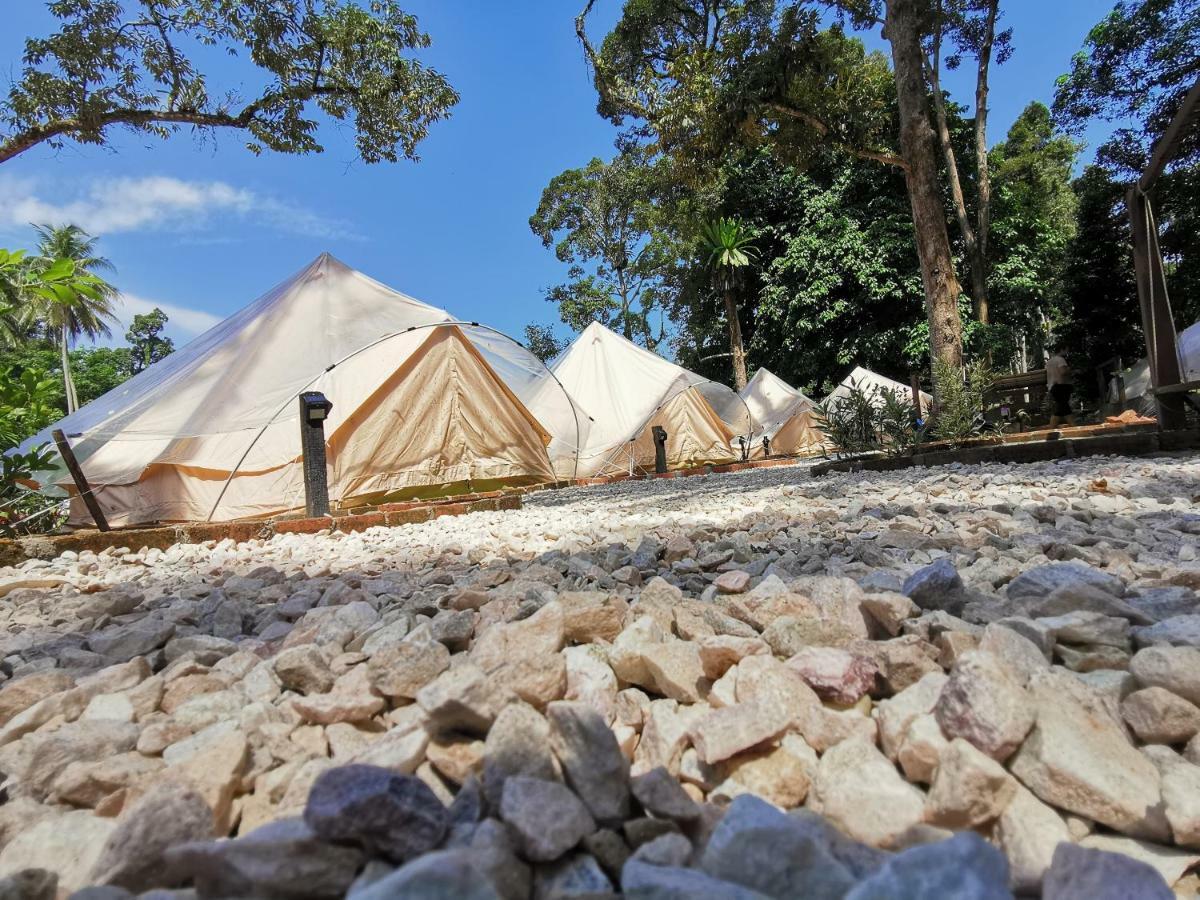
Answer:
[0,0,1115,351]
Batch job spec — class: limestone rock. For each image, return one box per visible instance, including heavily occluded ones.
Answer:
[934,650,1033,762]
[1130,645,1200,706]
[807,739,926,849]
[89,783,213,892]
[1121,687,1200,744]
[688,703,787,765]
[1009,668,1167,841]
[925,738,1016,828]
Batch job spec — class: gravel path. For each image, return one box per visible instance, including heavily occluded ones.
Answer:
[0,453,1198,897]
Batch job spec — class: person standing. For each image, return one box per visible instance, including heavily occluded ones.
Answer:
[1046,348,1074,427]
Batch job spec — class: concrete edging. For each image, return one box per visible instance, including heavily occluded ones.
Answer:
[809,429,1200,476]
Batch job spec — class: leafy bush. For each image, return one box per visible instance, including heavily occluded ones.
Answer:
[929,358,993,445]
[817,383,917,458]
[1,365,64,534]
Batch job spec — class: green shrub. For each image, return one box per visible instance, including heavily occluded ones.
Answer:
[929,358,993,445]
[817,383,916,458]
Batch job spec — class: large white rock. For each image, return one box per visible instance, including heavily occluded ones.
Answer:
[807,738,926,849]
[1009,669,1168,841]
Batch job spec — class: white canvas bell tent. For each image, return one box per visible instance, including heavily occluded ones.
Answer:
[739,368,829,458]
[530,321,750,477]
[823,365,932,417]
[1109,319,1200,413]
[20,254,579,526]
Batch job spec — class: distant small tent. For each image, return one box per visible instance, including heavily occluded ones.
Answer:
[1110,319,1200,413]
[534,322,748,477]
[824,366,932,417]
[21,255,571,525]
[739,368,829,458]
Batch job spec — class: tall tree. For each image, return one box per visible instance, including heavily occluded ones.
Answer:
[1,0,458,165]
[986,102,1081,369]
[30,225,120,413]
[924,0,1012,323]
[879,0,966,370]
[1055,165,1142,383]
[126,308,174,374]
[577,0,966,378]
[530,151,677,348]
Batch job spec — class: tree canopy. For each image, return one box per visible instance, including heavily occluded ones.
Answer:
[529,150,678,348]
[0,0,459,165]
[1054,0,1200,176]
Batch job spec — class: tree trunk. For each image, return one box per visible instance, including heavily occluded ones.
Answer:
[60,327,78,414]
[722,287,748,391]
[973,0,998,326]
[885,0,965,378]
[926,15,989,324]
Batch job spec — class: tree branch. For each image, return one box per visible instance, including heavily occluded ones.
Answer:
[765,101,908,170]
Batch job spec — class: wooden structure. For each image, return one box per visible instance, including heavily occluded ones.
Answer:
[1127,75,1200,431]
[984,369,1048,429]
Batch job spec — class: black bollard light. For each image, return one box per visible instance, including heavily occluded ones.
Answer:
[738,435,749,462]
[762,435,771,457]
[652,425,669,474]
[299,391,333,517]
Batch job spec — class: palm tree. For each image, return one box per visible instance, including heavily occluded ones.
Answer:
[700,217,756,391]
[30,225,119,413]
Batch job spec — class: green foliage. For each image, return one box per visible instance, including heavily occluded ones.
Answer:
[73,347,136,404]
[0,366,59,448]
[522,324,567,364]
[530,150,678,348]
[985,102,1083,368]
[585,2,900,179]
[1,0,458,165]
[816,383,915,458]
[1053,0,1200,175]
[1053,166,1142,386]
[0,365,61,535]
[127,308,174,374]
[929,358,992,444]
[671,148,926,395]
[700,218,757,282]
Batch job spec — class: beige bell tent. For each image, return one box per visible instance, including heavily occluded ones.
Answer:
[739,368,830,458]
[533,322,748,477]
[824,365,932,417]
[21,255,575,526]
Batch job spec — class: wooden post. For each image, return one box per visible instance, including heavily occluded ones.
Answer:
[52,429,108,532]
[910,372,923,421]
[1125,76,1199,432]
[1128,186,1186,430]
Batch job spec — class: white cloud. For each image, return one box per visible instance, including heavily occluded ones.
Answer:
[0,174,356,239]
[112,292,221,339]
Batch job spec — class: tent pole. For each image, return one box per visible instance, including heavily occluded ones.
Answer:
[53,429,109,532]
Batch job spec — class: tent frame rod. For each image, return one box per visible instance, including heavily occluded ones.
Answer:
[204,321,583,523]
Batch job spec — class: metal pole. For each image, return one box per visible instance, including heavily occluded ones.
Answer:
[52,428,109,531]
[910,371,923,423]
[298,392,332,518]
